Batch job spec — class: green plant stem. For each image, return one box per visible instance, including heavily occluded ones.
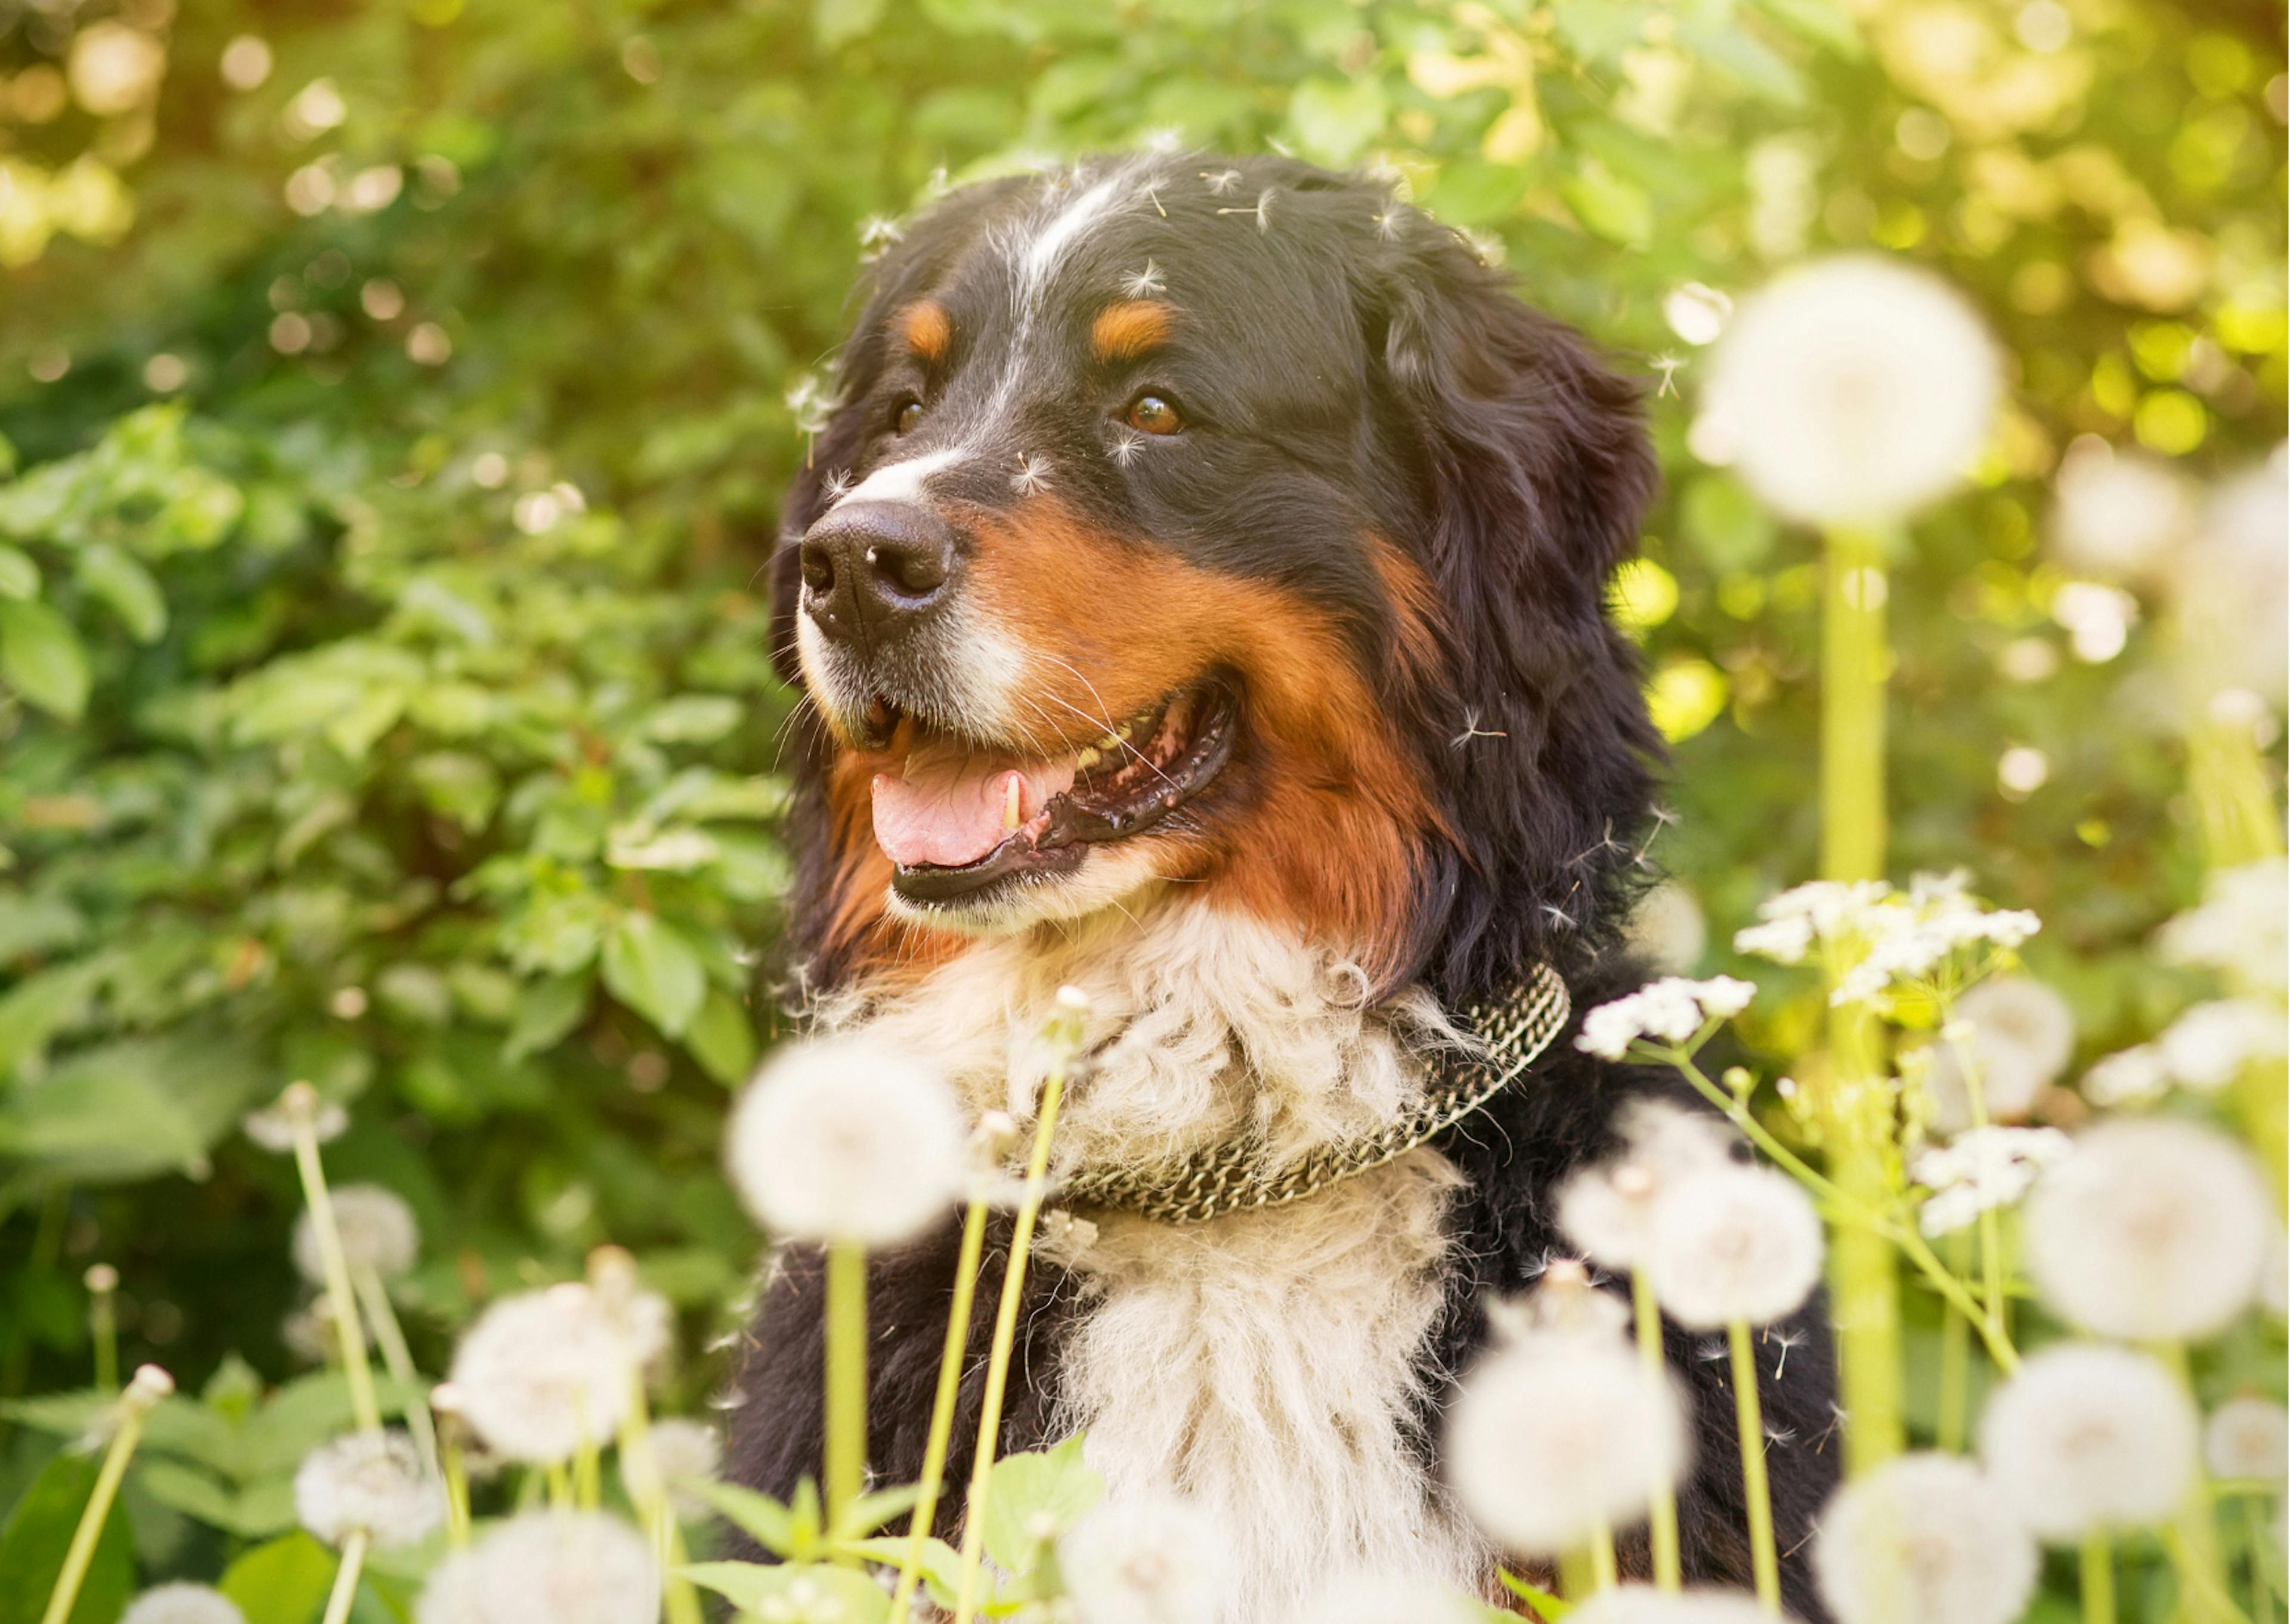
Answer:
[38,1372,165,1624]
[824,1238,869,1554]
[1630,1269,1682,1591]
[289,1110,382,1436]
[351,1264,438,1485]
[1559,1548,1598,1603]
[1590,1517,1618,1592]
[890,1194,992,1624]
[1943,1021,2012,1346]
[952,1067,1070,1624]
[2243,1495,2277,1623]
[1729,1319,1781,1615]
[1935,1230,1973,1453]
[2082,1531,2115,1624]
[320,1528,368,1624]
[440,1422,471,1548]
[615,1372,704,1624]
[87,1279,116,1394]
[2156,1342,2251,1624]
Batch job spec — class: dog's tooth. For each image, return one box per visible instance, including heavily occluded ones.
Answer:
[1075,746,1103,770]
[1002,774,1023,832]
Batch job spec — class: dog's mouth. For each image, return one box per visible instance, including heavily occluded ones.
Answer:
[868,676,1239,907]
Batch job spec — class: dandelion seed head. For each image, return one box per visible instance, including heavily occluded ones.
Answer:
[416,1511,659,1624]
[2156,998,2286,1093]
[1704,255,2000,525]
[295,1429,443,1549]
[292,1183,419,1285]
[2050,438,2191,579]
[1812,1453,2037,1624]
[2023,1117,2272,1341]
[1557,1099,1736,1270]
[1060,1492,1233,1624]
[1446,1338,1687,1555]
[1979,1343,2197,1539]
[243,1084,347,1152]
[1280,1572,1486,1624]
[2178,449,2289,703]
[122,1586,249,1624]
[726,1031,965,1247]
[1570,1585,1780,1623]
[447,1284,637,1463]
[647,1417,723,1518]
[1645,1163,1824,1329]
[2204,1395,2288,1481]
[1920,976,2075,1132]
[2078,1043,2170,1107]
[2159,857,2287,993]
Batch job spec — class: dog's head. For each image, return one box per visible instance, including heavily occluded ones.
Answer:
[771,153,1660,1002]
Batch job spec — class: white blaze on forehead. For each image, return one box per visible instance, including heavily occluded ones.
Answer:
[835,445,965,507]
[1014,171,1129,313]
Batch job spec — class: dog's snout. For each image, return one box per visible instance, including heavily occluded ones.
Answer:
[799,501,958,647]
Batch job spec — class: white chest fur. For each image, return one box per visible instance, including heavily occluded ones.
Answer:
[811,899,1492,1620]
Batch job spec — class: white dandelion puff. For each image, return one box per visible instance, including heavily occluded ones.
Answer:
[295,1428,443,1549]
[1812,1453,2037,1624]
[1626,881,1709,974]
[2176,448,2289,703]
[1645,1163,1824,1330]
[1060,1492,1233,1624]
[1011,453,1053,498]
[725,1031,966,1247]
[2158,856,2286,993]
[2078,1043,2171,1107]
[1703,255,2000,526]
[416,1511,659,1624]
[1574,976,1757,1060]
[1911,1126,2073,1238]
[646,1417,722,1519]
[2204,1396,2288,1481]
[1446,1336,1688,1555]
[2023,1117,2273,1341]
[1920,975,2075,1132]
[2156,998,2286,1093]
[1570,1585,1781,1623]
[1280,1572,1487,1624]
[1979,1343,2198,1539]
[1556,1099,1737,1271]
[122,1586,249,1624]
[1200,168,1242,196]
[2050,438,2192,579]
[1122,259,1166,299]
[242,1089,346,1152]
[447,1284,638,1464]
[292,1183,419,1285]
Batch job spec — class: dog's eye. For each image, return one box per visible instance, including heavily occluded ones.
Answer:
[1124,392,1184,436]
[892,398,925,436]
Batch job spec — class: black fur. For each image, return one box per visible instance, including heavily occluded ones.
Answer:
[732,151,1836,1615]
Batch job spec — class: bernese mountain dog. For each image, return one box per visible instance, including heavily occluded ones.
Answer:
[725,151,1839,1620]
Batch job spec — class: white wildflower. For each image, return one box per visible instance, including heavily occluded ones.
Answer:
[1571,1584,1789,1623]
[1626,881,1709,974]
[2176,448,2289,702]
[295,1429,443,1549]
[1060,1492,1233,1624]
[1830,891,2041,1008]
[1446,1335,1688,1554]
[1575,977,1756,1060]
[646,1417,722,1519]
[2079,1043,2171,1107]
[1645,1163,1825,1329]
[122,1586,249,1624]
[726,1032,966,1246]
[1812,1453,2037,1624]
[2204,1396,2288,1481]
[2158,856,2288,993]
[2023,1117,2273,1341]
[1979,1343,2198,1539]
[2157,999,2286,1093]
[448,1284,638,1463]
[1921,976,2075,1132]
[1280,1572,1487,1624]
[1557,1099,1737,1270]
[1911,1126,2073,1238]
[242,1090,347,1152]
[2050,438,2191,579]
[416,1511,659,1624]
[292,1184,419,1285]
[1703,255,2000,526]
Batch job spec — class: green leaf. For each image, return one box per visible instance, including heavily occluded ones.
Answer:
[685,1479,797,1558]
[602,912,708,1038]
[1558,163,1654,249]
[1746,0,1864,57]
[0,544,38,601]
[980,1435,1103,1575]
[221,1532,338,1624]
[1286,77,1389,168]
[1497,1569,1570,1620]
[503,973,591,1061]
[0,1452,135,1624]
[830,1480,927,1542]
[76,546,166,643]
[683,987,757,1086]
[642,694,745,745]
[813,0,889,49]
[138,1458,296,1537]
[0,599,91,721]
[846,1534,973,1608]
[1681,474,1777,573]
[682,1560,890,1622]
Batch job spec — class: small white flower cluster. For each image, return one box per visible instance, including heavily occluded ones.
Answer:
[294,1428,443,1550]
[447,1278,670,1464]
[1734,875,2039,1009]
[1910,1126,2074,1238]
[1574,977,1757,1061]
[2156,856,2288,993]
[417,1511,659,1624]
[2085,999,2288,1107]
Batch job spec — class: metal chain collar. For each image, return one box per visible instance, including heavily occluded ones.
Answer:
[1055,962,1571,1225]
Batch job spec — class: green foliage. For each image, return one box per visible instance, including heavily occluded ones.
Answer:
[0,1452,134,1624]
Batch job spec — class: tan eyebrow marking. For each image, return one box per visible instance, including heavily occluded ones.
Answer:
[1090,299,1177,364]
[898,300,952,362]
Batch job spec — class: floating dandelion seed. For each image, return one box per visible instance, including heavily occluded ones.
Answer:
[447,1284,638,1464]
[122,1586,248,1624]
[295,1429,443,1549]
[858,215,905,256]
[1200,168,1242,196]
[1645,1163,1824,1330]
[1979,1343,2198,1539]
[1011,453,1054,498]
[1569,1585,1777,1623]
[415,1511,658,1624]
[1215,189,1273,231]
[725,1030,966,1247]
[1812,1453,2038,1624]
[1122,259,1166,298]
[1138,126,1184,155]
[292,1183,418,1285]
[2023,1116,2272,1341]
[1060,1492,1232,1624]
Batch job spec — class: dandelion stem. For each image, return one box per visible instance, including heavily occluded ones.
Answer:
[951,1021,1078,1624]
[616,1372,704,1624]
[546,1459,573,1508]
[2081,1530,2115,1624]
[38,1366,169,1624]
[352,1263,438,1486]
[1935,1231,1973,1453]
[1631,1269,1682,1591]
[2156,1341,2251,1624]
[890,1194,991,1624]
[320,1527,368,1624]
[439,1425,471,1548]
[287,1090,382,1437]
[2243,1494,2277,1623]
[1590,1515,1619,1592]
[1729,1319,1781,1615]
[1558,1548,1598,1603]
[824,1238,869,1554]
[84,1267,117,1393]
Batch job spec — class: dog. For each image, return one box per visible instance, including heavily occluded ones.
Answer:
[724,151,1838,1621]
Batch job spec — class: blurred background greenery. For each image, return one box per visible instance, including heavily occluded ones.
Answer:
[0,0,2281,1598]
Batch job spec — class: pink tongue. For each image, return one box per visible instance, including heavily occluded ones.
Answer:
[871,749,1076,869]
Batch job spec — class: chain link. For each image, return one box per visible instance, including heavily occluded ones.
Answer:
[1056,963,1571,1225]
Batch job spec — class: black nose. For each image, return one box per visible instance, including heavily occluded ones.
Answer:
[798,500,958,648]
